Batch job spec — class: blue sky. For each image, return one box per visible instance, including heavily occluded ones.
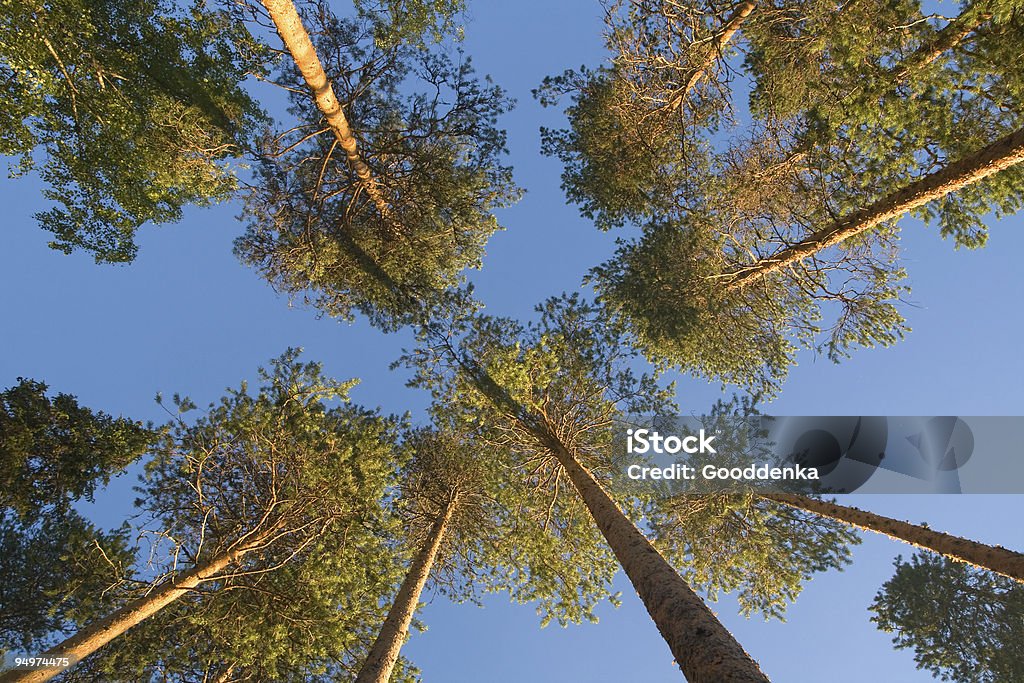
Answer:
[2,0,1022,680]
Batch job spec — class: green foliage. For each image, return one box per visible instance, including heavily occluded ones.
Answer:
[649,398,859,619]
[745,0,1024,246]
[58,550,419,683]
[400,295,674,626]
[66,351,407,680]
[654,493,858,620]
[352,0,467,47]
[870,552,1024,682]
[540,0,1024,394]
[589,222,800,395]
[0,378,157,520]
[414,293,673,423]
[0,510,135,657]
[391,426,496,604]
[386,423,636,631]
[537,67,704,231]
[236,5,519,330]
[1,0,266,262]
[393,415,622,629]
[0,379,146,659]
[591,213,909,395]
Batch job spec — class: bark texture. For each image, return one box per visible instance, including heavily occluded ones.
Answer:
[766,493,1024,582]
[0,543,257,683]
[260,0,394,224]
[667,1,756,111]
[543,433,769,682]
[353,500,454,683]
[722,126,1024,291]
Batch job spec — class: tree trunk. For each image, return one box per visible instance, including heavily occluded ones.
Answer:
[208,662,236,683]
[722,126,1024,291]
[0,542,259,683]
[542,433,769,682]
[667,1,756,111]
[765,493,1024,582]
[260,0,394,224]
[891,1,992,80]
[445,349,767,680]
[353,499,455,683]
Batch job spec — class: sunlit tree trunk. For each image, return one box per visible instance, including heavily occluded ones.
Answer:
[354,499,455,683]
[208,662,236,683]
[446,347,769,681]
[765,493,1024,582]
[260,0,394,224]
[0,540,262,683]
[666,1,756,111]
[542,432,769,682]
[722,126,1024,291]
[892,1,992,80]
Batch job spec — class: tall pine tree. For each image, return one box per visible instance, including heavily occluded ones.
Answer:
[542,0,1024,394]
[4,352,404,683]
[236,0,519,329]
[402,295,771,681]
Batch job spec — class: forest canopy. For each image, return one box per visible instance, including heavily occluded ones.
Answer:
[2,0,1023,681]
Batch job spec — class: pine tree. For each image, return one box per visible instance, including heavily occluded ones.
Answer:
[358,409,648,680]
[236,0,520,328]
[653,492,860,620]
[353,429,469,683]
[1,0,266,262]
[0,511,135,661]
[0,378,156,519]
[541,0,1024,394]
[870,552,1024,682]
[403,295,771,681]
[0,379,155,661]
[2,352,404,682]
[260,0,397,228]
[644,399,859,621]
[718,128,1024,291]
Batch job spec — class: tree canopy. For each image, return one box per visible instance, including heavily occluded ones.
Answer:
[235,0,520,329]
[3,0,1023,680]
[1,0,266,262]
[53,351,408,681]
[0,379,149,663]
[540,0,1024,394]
[0,378,157,519]
[0,511,134,661]
[870,552,1024,683]
[401,295,673,626]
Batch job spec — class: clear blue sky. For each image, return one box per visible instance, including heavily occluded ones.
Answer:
[2,1,1022,680]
